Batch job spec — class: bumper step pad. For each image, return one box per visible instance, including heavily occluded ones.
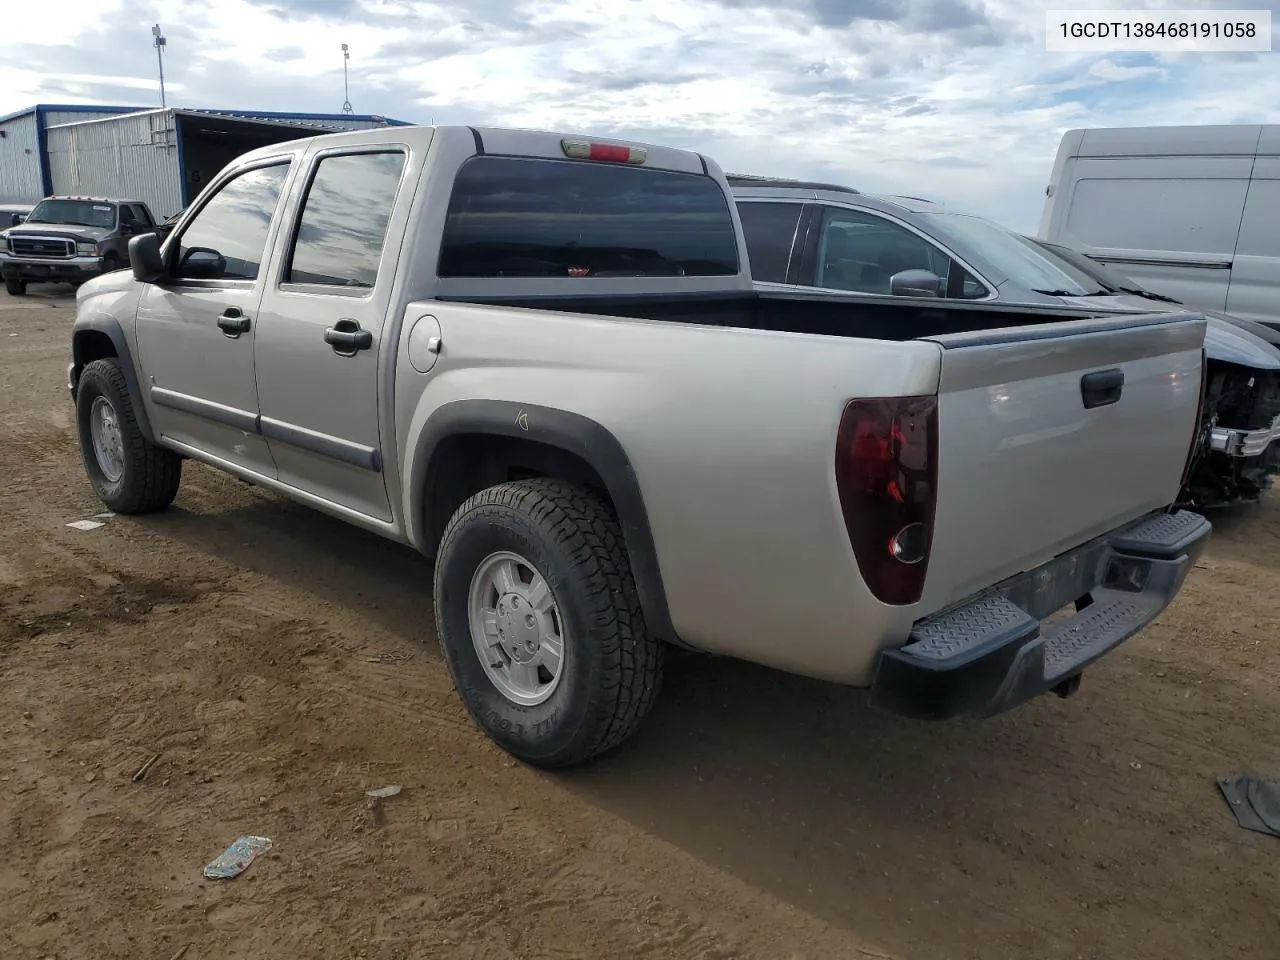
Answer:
[873,510,1211,720]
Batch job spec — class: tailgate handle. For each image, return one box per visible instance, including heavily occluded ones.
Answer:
[1081,368,1124,409]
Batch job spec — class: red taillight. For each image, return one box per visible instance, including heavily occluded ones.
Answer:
[560,139,648,164]
[1179,347,1209,494]
[835,396,939,605]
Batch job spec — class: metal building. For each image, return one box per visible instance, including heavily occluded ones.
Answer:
[0,104,146,203]
[1,104,412,216]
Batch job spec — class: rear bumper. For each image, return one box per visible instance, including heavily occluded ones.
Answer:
[871,508,1211,720]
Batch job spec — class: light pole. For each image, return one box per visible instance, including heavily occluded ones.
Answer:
[341,43,353,114]
[152,24,167,109]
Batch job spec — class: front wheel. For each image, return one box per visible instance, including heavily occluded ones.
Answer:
[74,358,182,513]
[433,478,664,768]
[5,277,26,296]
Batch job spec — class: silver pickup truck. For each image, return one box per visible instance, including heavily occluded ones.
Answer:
[67,125,1212,768]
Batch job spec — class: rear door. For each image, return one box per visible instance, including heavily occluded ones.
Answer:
[252,140,414,522]
[919,313,1206,611]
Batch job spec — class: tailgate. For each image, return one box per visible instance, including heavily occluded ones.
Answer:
[919,312,1206,612]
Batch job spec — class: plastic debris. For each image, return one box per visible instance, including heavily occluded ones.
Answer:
[203,836,273,880]
[66,520,104,531]
[1219,774,1280,838]
[366,785,402,800]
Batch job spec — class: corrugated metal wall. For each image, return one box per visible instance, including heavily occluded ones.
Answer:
[0,112,44,203]
[47,111,182,218]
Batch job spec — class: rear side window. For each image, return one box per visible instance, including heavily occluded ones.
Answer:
[286,151,407,288]
[736,200,802,283]
[438,157,739,278]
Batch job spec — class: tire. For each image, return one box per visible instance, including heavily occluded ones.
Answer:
[74,358,182,514]
[102,253,121,274]
[5,277,26,296]
[433,478,664,768]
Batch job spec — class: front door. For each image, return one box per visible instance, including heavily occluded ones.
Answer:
[253,145,412,522]
[135,160,294,478]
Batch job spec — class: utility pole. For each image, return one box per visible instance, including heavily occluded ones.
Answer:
[341,43,353,115]
[152,24,167,109]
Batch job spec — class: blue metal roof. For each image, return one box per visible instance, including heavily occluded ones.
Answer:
[0,103,148,125]
[0,103,413,127]
[187,107,413,126]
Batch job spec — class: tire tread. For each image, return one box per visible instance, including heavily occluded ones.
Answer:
[78,358,181,514]
[436,477,663,766]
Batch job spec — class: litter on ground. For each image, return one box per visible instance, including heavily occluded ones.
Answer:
[1219,774,1280,838]
[203,836,274,880]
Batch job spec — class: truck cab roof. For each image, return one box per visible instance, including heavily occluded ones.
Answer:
[230,124,714,177]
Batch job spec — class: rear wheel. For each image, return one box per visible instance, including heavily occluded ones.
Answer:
[433,478,664,768]
[74,358,182,513]
[5,277,26,296]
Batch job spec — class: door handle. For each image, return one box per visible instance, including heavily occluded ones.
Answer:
[217,307,250,337]
[1081,368,1124,409]
[324,318,374,356]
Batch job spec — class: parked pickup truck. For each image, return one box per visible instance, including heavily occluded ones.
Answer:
[1,195,159,295]
[68,125,1212,768]
[729,175,1280,509]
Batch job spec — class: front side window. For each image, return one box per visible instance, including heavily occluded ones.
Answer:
[439,156,739,278]
[174,163,290,281]
[28,199,116,229]
[285,151,407,288]
[813,208,986,299]
[736,200,802,283]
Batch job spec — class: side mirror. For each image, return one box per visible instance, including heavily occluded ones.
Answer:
[119,222,134,236]
[129,232,167,283]
[889,268,945,298]
[10,213,22,227]
[178,246,226,280]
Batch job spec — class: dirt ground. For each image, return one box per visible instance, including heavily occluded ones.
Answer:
[1,287,1278,960]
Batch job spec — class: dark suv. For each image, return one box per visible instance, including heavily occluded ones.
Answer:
[0,196,159,295]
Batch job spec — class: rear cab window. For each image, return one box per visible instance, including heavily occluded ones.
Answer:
[438,156,740,279]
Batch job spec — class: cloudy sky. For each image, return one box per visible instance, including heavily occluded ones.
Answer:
[3,0,1278,232]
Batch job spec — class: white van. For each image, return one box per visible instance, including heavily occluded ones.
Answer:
[1038,124,1279,331]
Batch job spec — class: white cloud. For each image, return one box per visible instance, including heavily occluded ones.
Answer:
[2,0,1279,233]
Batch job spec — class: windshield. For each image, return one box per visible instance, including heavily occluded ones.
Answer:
[918,211,1110,296]
[27,199,116,229]
[1029,239,1134,290]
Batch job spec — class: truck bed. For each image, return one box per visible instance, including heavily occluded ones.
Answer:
[438,285,1177,342]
